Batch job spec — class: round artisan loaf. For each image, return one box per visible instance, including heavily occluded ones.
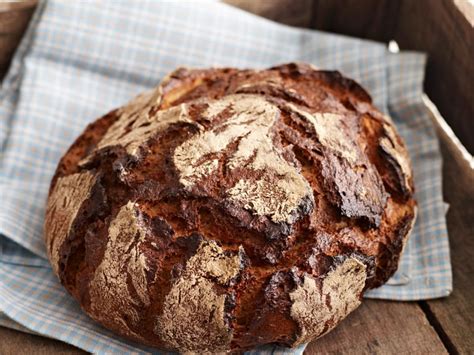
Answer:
[44,63,416,352]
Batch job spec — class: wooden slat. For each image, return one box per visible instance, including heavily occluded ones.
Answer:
[0,1,37,79]
[0,7,36,34]
[310,0,400,43]
[305,300,447,354]
[0,1,38,13]
[420,115,474,354]
[393,0,474,154]
[223,0,314,28]
[0,326,84,355]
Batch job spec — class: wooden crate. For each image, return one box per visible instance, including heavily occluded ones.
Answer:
[0,1,472,354]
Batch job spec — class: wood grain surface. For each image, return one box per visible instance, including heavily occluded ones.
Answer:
[0,327,84,355]
[225,0,314,28]
[0,0,37,79]
[393,0,474,157]
[0,0,473,354]
[305,300,447,354]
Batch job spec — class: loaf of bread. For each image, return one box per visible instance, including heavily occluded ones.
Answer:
[44,63,416,352]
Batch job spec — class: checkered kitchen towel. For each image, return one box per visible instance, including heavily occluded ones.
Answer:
[0,0,452,353]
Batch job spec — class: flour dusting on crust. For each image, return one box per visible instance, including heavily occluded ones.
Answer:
[89,202,150,338]
[173,94,313,224]
[155,240,244,353]
[44,171,96,276]
[81,89,196,164]
[290,258,366,346]
[379,122,413,194]
[285,103,358,163]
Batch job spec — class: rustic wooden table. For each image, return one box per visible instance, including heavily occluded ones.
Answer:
[0,1,472,354]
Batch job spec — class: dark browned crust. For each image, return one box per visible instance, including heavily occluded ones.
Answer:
[44,63,416,352]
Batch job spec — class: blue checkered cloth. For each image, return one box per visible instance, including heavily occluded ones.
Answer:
[0,0,452,353]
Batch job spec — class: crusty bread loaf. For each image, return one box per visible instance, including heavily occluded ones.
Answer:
[44,63,416,353]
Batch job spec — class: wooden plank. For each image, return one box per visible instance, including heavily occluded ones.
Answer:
[310,0,400,43]
[305,300,447,354]
[0,326,84,355]
[0,0,37,79]
[0,32,27,69]
[0,1,38,13]
[393,0,474,153]
[223,0,314,28]
[420,112,474,354]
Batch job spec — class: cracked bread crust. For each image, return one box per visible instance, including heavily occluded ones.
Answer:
[44,63,416,353]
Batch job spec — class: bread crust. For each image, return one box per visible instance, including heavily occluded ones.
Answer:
[44,63,416,352]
